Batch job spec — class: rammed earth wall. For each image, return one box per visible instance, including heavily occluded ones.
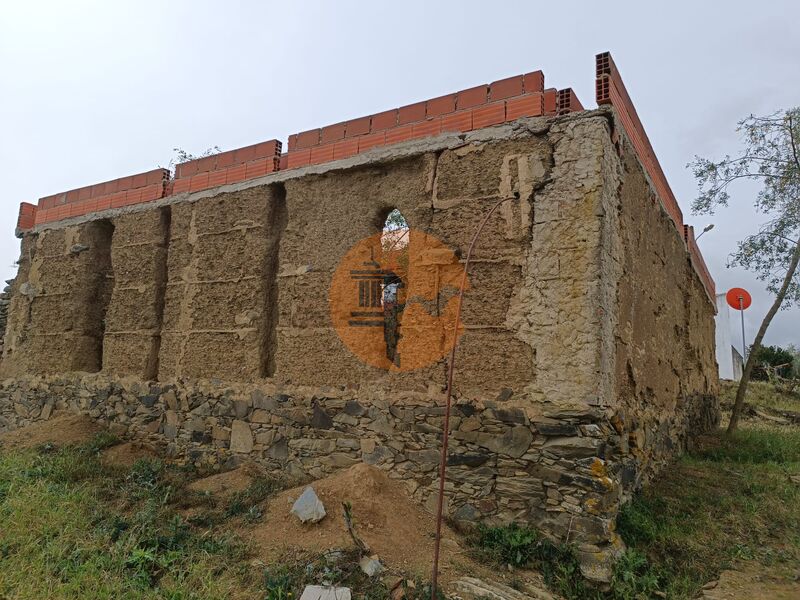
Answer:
[0,109,719,581]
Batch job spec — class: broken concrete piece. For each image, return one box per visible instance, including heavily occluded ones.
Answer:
[291,486,326,523]
[358,555,384,577]
[298,585,351,600]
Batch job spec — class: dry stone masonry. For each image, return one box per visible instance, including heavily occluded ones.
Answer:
[1,53,719,581]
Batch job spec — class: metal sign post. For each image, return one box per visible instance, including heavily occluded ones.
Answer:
[726,287,752,359]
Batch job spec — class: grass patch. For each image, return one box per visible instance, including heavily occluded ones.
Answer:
[720,379,800,414]
[616,426,800,599]
[0,434,261,599]
[469,425,800,600]
[0,433,442,599]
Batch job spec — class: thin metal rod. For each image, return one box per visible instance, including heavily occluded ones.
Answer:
[430,197,512,599]
[739,296,747,360]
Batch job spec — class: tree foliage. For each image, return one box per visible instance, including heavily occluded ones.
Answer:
[690,108,800,305]
[750,344,796,381]
[690,107,800,432]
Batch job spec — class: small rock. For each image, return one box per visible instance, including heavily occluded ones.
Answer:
[359,555,384,577]
[230,420,254,453]
[291,486,326,523]
[298,585,351,600]
[69,243,90,254]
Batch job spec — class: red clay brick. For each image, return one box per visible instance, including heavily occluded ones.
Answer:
[346,116,371,138]
[214,150,236,169]
[472,102,505,129]
[333,139,359,160]
[371,109,398,131]
[225,164,247,184]
[102,180,119,195]
[523,70,544,93]
[457,85,488,110]
[189,173,209,193]
[172,178,191,194]
[96,196,112,212]
[427,94,457,117]
[286,149,312,169]
[321,122,347,144]
[287,134,298,152]
[65,189,80,203]
[146,168,167,186]
[412,118,442,138]
[117,176,134,191]
[78,186,92,202]
[543,88,557,114]
[255,140,281,158]
[441,110,473,133]
[207,170,227,188]
[176,161,197,179]
[245,158,269,178]
[194,156,216,174]
[385,124,415,145]
[490,75,523,101]
[398,101,426,125]
[131,172,148,188]
[310,143,335,164]
[233,144,258,164]
[279,153,288,170]
[90,183,105,198]
[358,131,387,152]
[506,93,543,121]
[295,129,320,149]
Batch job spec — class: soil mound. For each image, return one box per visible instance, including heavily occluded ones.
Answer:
[101,440,159,468]
[248,463,466,580]
[0,412,100,450]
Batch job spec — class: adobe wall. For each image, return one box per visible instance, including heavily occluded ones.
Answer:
[0,110,719,581]
[610,139,719,493]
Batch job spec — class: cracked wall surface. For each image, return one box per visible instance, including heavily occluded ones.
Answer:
[0,110,719,582]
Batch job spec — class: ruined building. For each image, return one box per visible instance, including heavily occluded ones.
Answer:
[0,53,718,580]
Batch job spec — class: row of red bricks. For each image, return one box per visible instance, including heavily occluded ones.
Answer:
[288,71,547,152]
[286,89,560,169]
[595,52,714,300]
[20,68,583,229]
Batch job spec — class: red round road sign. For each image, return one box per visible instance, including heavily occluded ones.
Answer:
[726,287,752,310]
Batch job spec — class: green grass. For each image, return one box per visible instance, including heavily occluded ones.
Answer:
[720,379,800,414]
[0,437,257,599]
[0,434,447,599]
[470,426,800,600]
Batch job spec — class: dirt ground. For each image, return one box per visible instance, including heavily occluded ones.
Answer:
[701,562,800,599]
[0,412,100,449]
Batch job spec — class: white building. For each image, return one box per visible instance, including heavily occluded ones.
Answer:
[715,293,744,380]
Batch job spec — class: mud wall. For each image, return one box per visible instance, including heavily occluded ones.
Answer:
[0,110,720,581]
[611,133,719,494]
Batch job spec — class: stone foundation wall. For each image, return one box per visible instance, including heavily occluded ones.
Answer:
[0,109,720,581]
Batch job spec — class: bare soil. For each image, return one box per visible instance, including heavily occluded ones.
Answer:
[245,463,476,583]
[101,440,159,468]
[0,412,100,449]
[701,562,800,599]
[187,465,255,498]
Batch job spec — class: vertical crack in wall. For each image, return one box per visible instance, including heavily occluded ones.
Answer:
[260,183,287,377]
[85,220,115,372]
[145,206,171,380]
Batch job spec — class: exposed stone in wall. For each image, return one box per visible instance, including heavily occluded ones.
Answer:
[0,279,12,356]
[0,110,720,581]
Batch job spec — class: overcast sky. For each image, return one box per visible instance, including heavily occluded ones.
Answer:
[1,0,798,351]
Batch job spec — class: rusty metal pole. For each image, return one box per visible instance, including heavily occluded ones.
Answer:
[430,197,512,599]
